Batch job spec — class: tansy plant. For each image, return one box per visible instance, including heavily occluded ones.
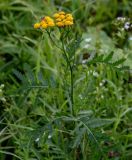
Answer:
[34,11,73,29]
[34,11,79,115]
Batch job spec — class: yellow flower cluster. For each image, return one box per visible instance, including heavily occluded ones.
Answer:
[34,11,74,29]
[53,11,74,27]
[34,16,55,29]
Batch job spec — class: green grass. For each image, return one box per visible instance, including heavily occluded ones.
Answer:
[0,0,132,159]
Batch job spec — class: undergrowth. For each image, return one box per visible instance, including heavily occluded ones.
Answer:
[0,0,132,160]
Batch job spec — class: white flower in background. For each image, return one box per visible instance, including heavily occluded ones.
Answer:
[83,38,92,49]
[87,70,99,77]
[85,38,92,43]
[0,84,6,103]
[84,44,90,49]
[124,22,130,30]
[99,82,103,87]
[117,17,126,21]
[35,137,40,142]
[102,80,106,83]
[93,71,99,77]
[99,80,106,87]
[82,59,88,64]
[48,134,52,139]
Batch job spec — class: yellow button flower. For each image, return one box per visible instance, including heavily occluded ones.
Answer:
[66,14,72,17]
[40,20,45,26]
[66,16,73,21]
[53,13,60,18]
[56,18,62,22]
[34,11,74,30]
[56,22,64,27]
[34,15,55,30]
[45,16,52,21]
[48,22,55,27]
[53,11,74,27]
[62,19,66,23]
[64,21,73,26]
[59,15,65,20]
[41,23,47,29]
[34,23,41,29]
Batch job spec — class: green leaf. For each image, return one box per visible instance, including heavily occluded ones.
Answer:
[72,128,86,148]
[84,118,114,128]
[112,58,126,66]
[104,51,114,62]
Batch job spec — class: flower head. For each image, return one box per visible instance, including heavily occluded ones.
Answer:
[34,23,41,29]
[34,16,55,29]
[53,11,74,27]
[34,12,74,30]
[53,13,60,18]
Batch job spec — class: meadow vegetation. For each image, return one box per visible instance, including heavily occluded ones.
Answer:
[0,0,132,159]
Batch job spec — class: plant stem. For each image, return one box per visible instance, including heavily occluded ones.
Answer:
[62,40,74,115]
[46,30,63,51]
[47,32,74,115]
[70,65,74,109]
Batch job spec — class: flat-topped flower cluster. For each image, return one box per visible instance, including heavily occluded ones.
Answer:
[53,11,73,27]
[34,11,74,29]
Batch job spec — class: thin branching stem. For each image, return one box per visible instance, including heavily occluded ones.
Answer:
[62,39,74,115]
[47,30,74,115]
[46,30,63,51]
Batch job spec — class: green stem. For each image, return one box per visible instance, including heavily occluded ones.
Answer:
[47,31,74,115]
[46,30,63,51]
[70,65,74,109]
[62,40,74,115]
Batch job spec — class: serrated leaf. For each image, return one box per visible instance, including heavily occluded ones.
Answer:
[112,58,126,66]
[117,65,129,71]
[12,69,26,82]
[104,52,114,62]
[24,63,36,85]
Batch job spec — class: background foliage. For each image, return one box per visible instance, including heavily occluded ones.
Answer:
[0,0,132,159]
